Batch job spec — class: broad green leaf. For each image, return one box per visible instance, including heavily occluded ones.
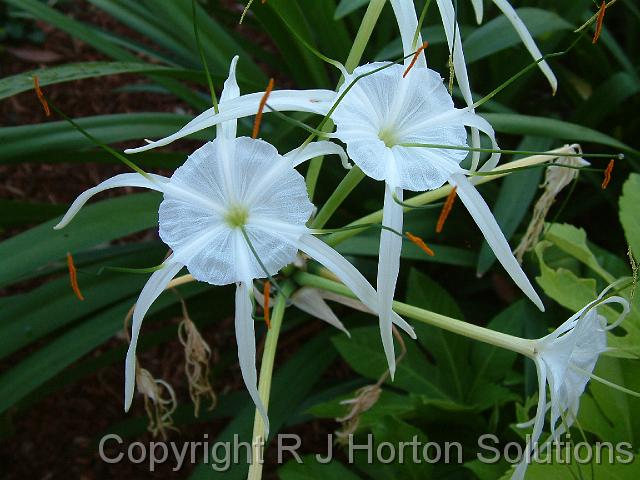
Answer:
[0,245,166,359]
[481,113,639,156]
[573,72,640,127]
[0,282,205,414]
[0,193,161,288]
[579,356,640,444]
[620,173,640,259]
[0,113,198,163]
[0,200,65,227]
[280,456,360,480]
[335,0,369,20]
[465,8,572,64]
[498,456,640,480]
[0,62,203,100]
[545,223,616,283]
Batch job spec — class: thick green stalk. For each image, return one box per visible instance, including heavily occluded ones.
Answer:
[247,282,293,480]
[293,271,535,357]
[310,166,366,229]
[305,0,387,200]
[323,146,579,246]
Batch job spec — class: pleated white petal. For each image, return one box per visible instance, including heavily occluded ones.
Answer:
[124,257,184,411]
[235,280,270,437]
[54,173,168,229]
[297,234,416,341]
[377,185,404,378]
[291,287,350,336]
[284,141,351,170]
[218,55,240,140]
[449,173,544,310]
[124,90,335,153]
[389,0,426,67]
[492,0,558,94]
[434,0,482,167]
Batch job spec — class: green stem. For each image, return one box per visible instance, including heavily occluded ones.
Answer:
[305,0,387,201]
[294,271,535,357]
[311,167,365,229]
[324,145,578,246]
[247,282,292,480]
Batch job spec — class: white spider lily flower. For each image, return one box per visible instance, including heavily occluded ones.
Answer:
[122,3,544,374]
[54,57,415,435]
[513,286,630,480]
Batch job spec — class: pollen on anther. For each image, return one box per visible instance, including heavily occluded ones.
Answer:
[32,76,51,117]
[405,232,435,257]
[252,78,275,139]
[263,281,271,329]
[593,1,606,44]
[403,41,429,78]
[436,187,457,233]
[66,252,85,301]
[601,159,614,189]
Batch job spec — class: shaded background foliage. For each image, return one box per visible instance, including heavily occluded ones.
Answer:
[0,0,639,478]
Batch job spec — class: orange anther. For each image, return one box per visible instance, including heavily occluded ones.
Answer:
[66,252,85,301]
[33,76,51,117]
[403,41,429,78]
[405,232,435,257]
[263,281,271,329]
[593,1,606,44]
[436,187,457,233]
[602,159,614,189]
[252,78,275,139]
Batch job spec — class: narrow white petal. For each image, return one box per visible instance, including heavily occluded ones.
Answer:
[377,185,404,378]
[389,0,426,67]
[492,0,558,94]
[449,173,544,311]
[434,0,482,166]
[285,141,351,170]
[124,90,335,154]
[470,0,484,23]
[124,257,184,411]
[513,359,547,480]
[218,55,240,140]
[297,234,416,339]
[291,287,350,336]
[54,173,168,229]
[235,281,270,437]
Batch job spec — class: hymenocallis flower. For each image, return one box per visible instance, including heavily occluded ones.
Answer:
[54,57,415,434]
[513,286,631,479]
[122,1,544,375]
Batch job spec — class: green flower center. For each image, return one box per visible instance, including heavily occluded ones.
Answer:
[378,127,398,148]
[224,204,250,228]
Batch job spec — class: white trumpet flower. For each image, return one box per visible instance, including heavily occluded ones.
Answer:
[122,1,544,376]
[54,57,415,435]
[513,286,631,480]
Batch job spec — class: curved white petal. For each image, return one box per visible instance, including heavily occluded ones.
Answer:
[470,0,484,23]
[434,0,481,166]
[513,358,547,480]
[291,287,350,336]
[492,0,558,94]
[218,55,240,140]
[124,257,184,411]
[377,185,404,378]
[390,0,426,67]
[297,234,416,341]
[235,280,270,437]
[449,173,544,311]
[54,173,169,230]
[285,141,351,170]
[124,90,336,154]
